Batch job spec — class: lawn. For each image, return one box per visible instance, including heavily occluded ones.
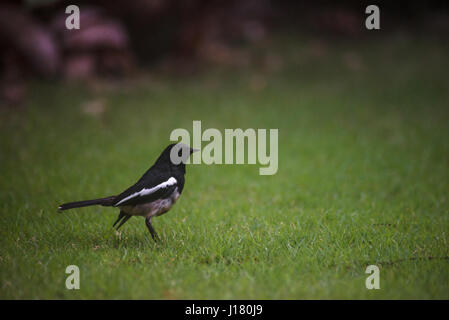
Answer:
[1,35,448,299]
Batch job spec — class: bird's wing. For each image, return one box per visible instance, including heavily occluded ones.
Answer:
[113,176,178,207]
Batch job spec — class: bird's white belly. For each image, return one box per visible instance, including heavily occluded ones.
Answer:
[120,188,180,218]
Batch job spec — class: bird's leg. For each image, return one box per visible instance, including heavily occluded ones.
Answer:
[145,216,160,242]
[116,215,132,230]
[112,211,126,228]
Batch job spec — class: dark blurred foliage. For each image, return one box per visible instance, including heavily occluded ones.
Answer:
[0,0,448,105]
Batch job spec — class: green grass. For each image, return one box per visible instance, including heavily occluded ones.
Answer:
[1,35,448,299]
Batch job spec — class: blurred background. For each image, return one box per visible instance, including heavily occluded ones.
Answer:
[1,0,448,106]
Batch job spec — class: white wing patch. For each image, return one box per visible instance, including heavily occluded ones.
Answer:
[115,177,177,206]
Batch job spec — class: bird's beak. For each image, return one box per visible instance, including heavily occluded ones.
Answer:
[191,148,200,153]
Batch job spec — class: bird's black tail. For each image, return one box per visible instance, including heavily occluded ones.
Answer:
[58,196,116,211]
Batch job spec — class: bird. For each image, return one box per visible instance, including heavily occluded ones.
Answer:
[58,143,198,241]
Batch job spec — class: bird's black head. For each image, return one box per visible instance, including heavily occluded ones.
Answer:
[155,143,198,173]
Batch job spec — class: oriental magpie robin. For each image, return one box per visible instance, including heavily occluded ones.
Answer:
[58,143,198,241]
